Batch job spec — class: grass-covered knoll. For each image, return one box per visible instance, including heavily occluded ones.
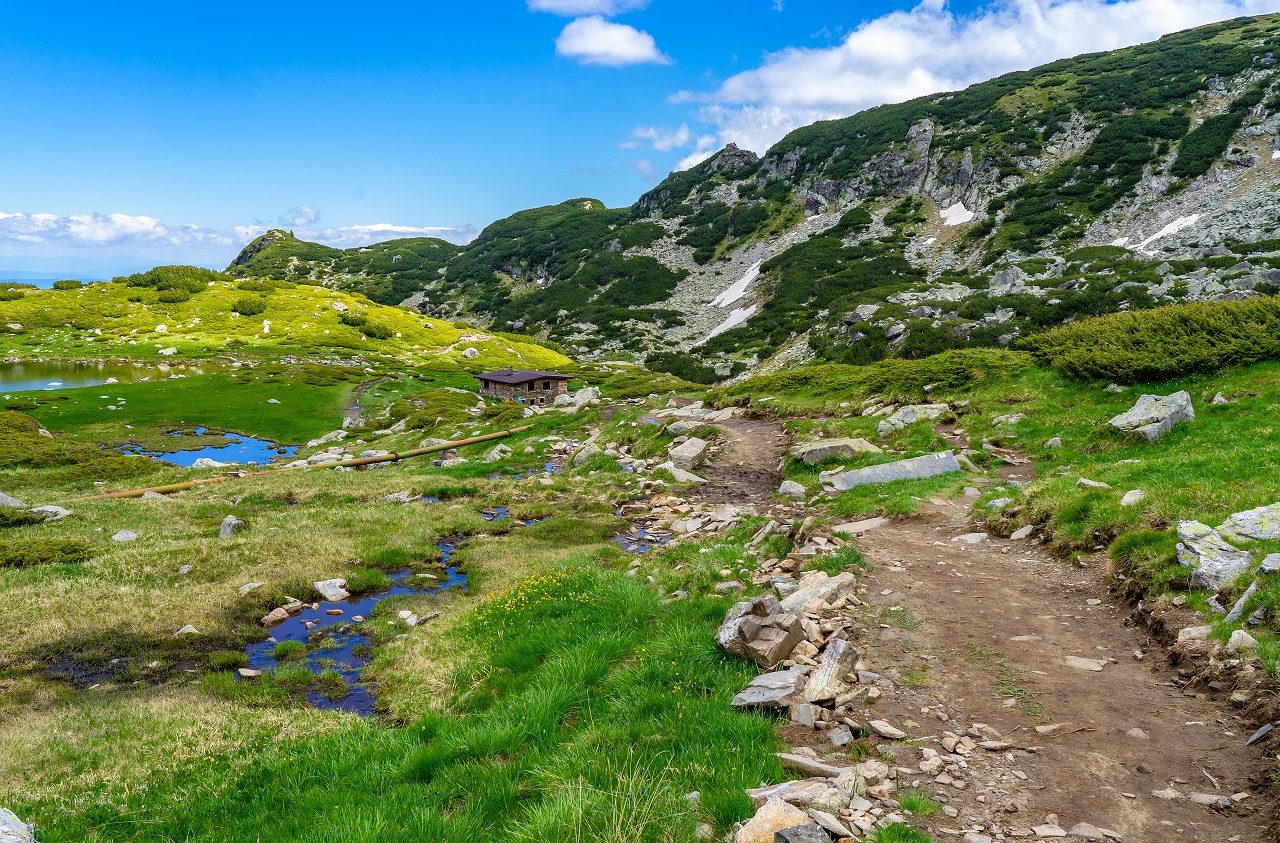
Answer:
[228,228,462,306]
[1021,296,1280,382]
[0,268,569,371]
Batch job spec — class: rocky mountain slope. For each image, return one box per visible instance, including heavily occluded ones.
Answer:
[229,14,1280,381]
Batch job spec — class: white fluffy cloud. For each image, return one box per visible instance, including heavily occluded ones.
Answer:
[0,211,238,249]
[555,16,670,66]
[686,0,1280,154]
[528,0,648,14]
[278,205,321,227]
[622,123,691,150]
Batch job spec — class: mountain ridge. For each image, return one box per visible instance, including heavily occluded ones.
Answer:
[229,13,1280,382]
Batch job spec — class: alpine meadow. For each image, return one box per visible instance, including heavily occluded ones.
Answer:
[5,7,1280,843]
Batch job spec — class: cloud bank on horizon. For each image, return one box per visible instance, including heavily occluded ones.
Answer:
[646,0,1280,169]
[0,209,477,274]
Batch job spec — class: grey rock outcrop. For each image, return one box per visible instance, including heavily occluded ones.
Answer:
[788,438,881,465]
[1175,521,1252,590]
[802,637,858,703]
[716,595,803,668]
[1108,391,1194,442]
[0,492,28,508]
[778,480,806,498]
[876,404,949,437]
[0,809,34,843]
[821,452,962,492]
[1218,502,1280,541]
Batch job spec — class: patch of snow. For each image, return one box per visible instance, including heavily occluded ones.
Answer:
[939,202,975,226]
[707,305,757,340]
[1273,150,1280,161]
[710,262,760,308]
[1135,214,1201,251]
[1111,236,1130,247]
[923,237,937,246]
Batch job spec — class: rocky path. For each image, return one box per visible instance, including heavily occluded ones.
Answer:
[697,416,1274,842]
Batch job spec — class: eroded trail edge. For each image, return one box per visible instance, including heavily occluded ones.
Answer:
[695,415,1274,843]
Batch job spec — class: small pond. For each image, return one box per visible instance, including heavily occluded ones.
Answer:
[119,427,297,467]
[243,540,467,715]
[0,360,212,394]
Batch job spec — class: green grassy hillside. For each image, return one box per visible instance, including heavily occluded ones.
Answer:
[0,267,569,371]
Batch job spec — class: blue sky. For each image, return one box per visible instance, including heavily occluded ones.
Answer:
[1,0,1276,275]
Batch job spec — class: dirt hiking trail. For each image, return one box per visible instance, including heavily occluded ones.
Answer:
[703,414,1275,842]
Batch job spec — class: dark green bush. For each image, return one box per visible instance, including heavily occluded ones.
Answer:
[1021,297,1280,382]
[231,297,267,316]
[0,537,93,568]
[0,509,44,529]
[156,288,191,303]
[358,321,394,340]
[51,279,82,290]
[339,312,368,327]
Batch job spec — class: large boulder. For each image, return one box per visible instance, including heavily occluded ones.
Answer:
[1175,521,1252,590]
[877,404,949,437]
[0,809,34,843]
[668,437,709,470]
[716,595,803,668]
[1108,391,1194,442]
[821,452,962,492]
[788,438,882,465]
[1218,502,1280,541]
[0,492,26,509]
[731,667,808,709]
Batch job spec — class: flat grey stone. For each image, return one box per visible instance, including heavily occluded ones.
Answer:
[314,578,350,602]
[731,667,807,709]
[821,451,962,492]
[0,492,27,508]
[219,515,246,538]
[1219,502,1280,540]
[789,437,881,464]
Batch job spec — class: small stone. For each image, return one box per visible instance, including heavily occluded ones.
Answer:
[1063,655,1107,671]
[1178,624,1212,644]
[237,668,261,678]
[868,719,906,739]
[774,825,830,843]
[1011,525,1035,540]
[953,532,989,544]
[175,625,200,636]
[1120,489,1146,506]
[219,515,246,538]
[1227,629,1259,653]
[111,529,138,542]
[1188,792,1231,810]
[1044,437,1063,448]
[239,582,263,596]
[1126,727,1150,740]
[778,480,806,498]
[1076,478,1111,489]
[177,565,192,575]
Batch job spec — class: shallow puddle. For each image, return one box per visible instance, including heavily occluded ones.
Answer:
[120,426,297,467]
[614,526,671,553]
[242,540,466,715]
